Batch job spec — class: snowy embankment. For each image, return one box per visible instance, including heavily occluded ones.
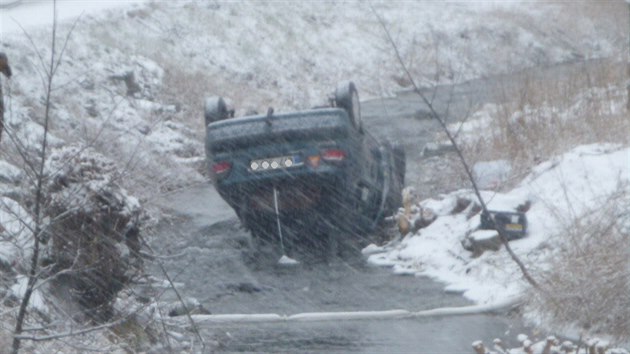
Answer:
[367,143,630,305]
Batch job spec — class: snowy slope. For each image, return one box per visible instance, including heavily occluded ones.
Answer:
[0,0,626,197]
[367,143,630,304]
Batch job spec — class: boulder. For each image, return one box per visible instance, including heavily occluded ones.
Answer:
[462,229,501,257]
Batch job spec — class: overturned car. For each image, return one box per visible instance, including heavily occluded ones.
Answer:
[204,82,405,249]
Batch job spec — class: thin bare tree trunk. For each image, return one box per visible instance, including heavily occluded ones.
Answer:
[11,3,58,353]
[372,7,539,290]
[0,51,11,144]
[0,83,4,144]
[627,3,630,110]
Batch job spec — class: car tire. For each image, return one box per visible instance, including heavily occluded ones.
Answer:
[335,81,362,132]
[392,144,406,187]
[204,96,229,127]
[377,143,404,219]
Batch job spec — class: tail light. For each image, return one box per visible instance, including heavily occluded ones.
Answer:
[321,149,346,162]
[212,161,232,176]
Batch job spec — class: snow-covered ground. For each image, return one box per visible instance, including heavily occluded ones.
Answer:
[0,0,628,351]
[366,143,630,304]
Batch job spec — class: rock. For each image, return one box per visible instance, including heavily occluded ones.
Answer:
[137,124,151,135]
[110,71,141,97]
[462,229,501,257]
[167,297,211,317]
[0,160,22,184]
[79,78,95,91]
[225,282,262,294]
[422,142,456,157]
[85,102,98,118]
[414,109,431,120]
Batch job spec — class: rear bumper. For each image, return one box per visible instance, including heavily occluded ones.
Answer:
[217,172,347,215]
[246,182,325,213]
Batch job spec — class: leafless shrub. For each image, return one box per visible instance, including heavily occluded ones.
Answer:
[530,189,630,340]
[86,126,203,198]
[160,66,212,134]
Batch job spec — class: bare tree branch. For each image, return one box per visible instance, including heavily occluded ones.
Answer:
[12,2,62,352]
[51,13,83,79]
[15,315,126,342]
[16,22,48,91]
[371,6,539,290]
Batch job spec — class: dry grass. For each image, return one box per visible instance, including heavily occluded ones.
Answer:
[529,189,630,340]
[159,61,280,136]
[458,59,629,183]
[160,65,213,138]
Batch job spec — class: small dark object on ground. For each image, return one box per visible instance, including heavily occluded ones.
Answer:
[480,210,527,240]
[463,209,528,256]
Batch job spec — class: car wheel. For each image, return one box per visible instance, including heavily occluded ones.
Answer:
[384,180,401,218]
[380,144,404,217]
[204,96,229,127]
[335,81,362,132]
[392,144,406,187]
[385,179,403,215]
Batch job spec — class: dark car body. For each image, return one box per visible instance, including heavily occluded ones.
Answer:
[204,87,404,246]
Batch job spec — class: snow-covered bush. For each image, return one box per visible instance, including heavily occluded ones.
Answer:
[43,145,145,320]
